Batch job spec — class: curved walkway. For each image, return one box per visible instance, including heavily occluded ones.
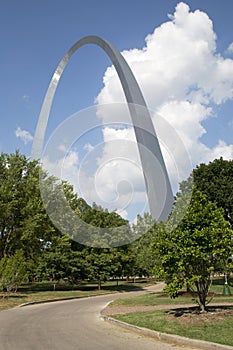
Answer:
[101,283,233,350]
[102,282,233,315]
[0,282,194,350]
[0,282,232,350]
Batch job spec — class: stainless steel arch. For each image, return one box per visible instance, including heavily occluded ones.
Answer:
[31,35,174,221]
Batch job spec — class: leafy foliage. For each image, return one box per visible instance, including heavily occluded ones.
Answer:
[193,158,233,226]
[0,250,28,292]
[152,188,233,311]
[0,151,55,268]
[129,213,157,278]
[1,151,232,301]
[36,235,84,285]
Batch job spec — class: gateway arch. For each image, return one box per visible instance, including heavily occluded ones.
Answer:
[31,35,174,221]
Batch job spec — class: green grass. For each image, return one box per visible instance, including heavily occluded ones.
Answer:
[110,292,233,307]
[210,277,233,293]
[113,308,233,347]
[108,277,233,347]
[110,293,195,307]
[0,279,151,310]
[110,277,233,308]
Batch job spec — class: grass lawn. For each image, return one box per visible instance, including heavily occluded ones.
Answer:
[110,277,233,308]
[113,308,233,347]
[110,291,233,308]
[0,279,151,310]
[108,277,233,347]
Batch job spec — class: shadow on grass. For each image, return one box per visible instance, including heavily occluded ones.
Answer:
[0,294,28,299]
[212,277,233,286]
[17,281,145,294]
[169,305,233,317]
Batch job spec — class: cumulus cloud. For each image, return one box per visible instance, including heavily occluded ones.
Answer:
[84,143,94,152]
[42,150,79,188]
[116,208,128,219]
[210,140,233,161]
[76,127,148,216]
[97,2,233,110]
[57,144,69,153]
[15,127,33,144]
[93,2,233,218]
[97,5,233,163]
[42,2,233,221]
[226,42,233,55]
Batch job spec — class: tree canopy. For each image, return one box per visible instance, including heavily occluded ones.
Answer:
[0,151,232,298]
[152,188,233,311]
[193,158,233,226]
[0,151,132,289]
[0,151,55,262]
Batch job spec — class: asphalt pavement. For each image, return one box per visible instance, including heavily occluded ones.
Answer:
[0,284,196,350]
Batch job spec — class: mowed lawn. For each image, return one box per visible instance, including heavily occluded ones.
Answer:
[0,279,149,310]
[113,308,233,347]
[108,278,233,347]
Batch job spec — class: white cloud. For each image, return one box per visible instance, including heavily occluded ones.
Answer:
[155,100,213,168]
[97,2,233,111]
[15,127,33,144]
[210,140,233,161]
[116,208,128,219]
[226,42,233,55]
[57,144,68,153]
[84,143,94,152]
[42,150,79,188]
[76,127,148,217]
[95,2,233,192]
[41,2,233,222]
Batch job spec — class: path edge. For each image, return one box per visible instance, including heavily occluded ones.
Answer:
[100,314,233,350]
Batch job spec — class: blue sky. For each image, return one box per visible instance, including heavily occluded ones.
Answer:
[1,0,233,221]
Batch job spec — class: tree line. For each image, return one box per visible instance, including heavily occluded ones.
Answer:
[0,151,232,311]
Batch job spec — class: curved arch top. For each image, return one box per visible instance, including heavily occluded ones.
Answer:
[31,35,174,221]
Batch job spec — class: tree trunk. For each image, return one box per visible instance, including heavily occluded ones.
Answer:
[52,273,56,291]
[98,279,101,290]
[196,277,209,312]
[200,302,206,313]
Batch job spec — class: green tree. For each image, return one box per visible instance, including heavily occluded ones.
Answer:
[0,150,138,289]
[129,213,157,279]
[0,151,89,282]
[152,189,233,312]
[0,250,28,292]
[81,203,130,248]
[193,158,233,226]
[0,151,55,267]
[84,247,115,290]
[37,235,85,289]
[80,204,131,289]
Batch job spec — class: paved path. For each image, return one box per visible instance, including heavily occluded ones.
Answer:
[0,283,196,350]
